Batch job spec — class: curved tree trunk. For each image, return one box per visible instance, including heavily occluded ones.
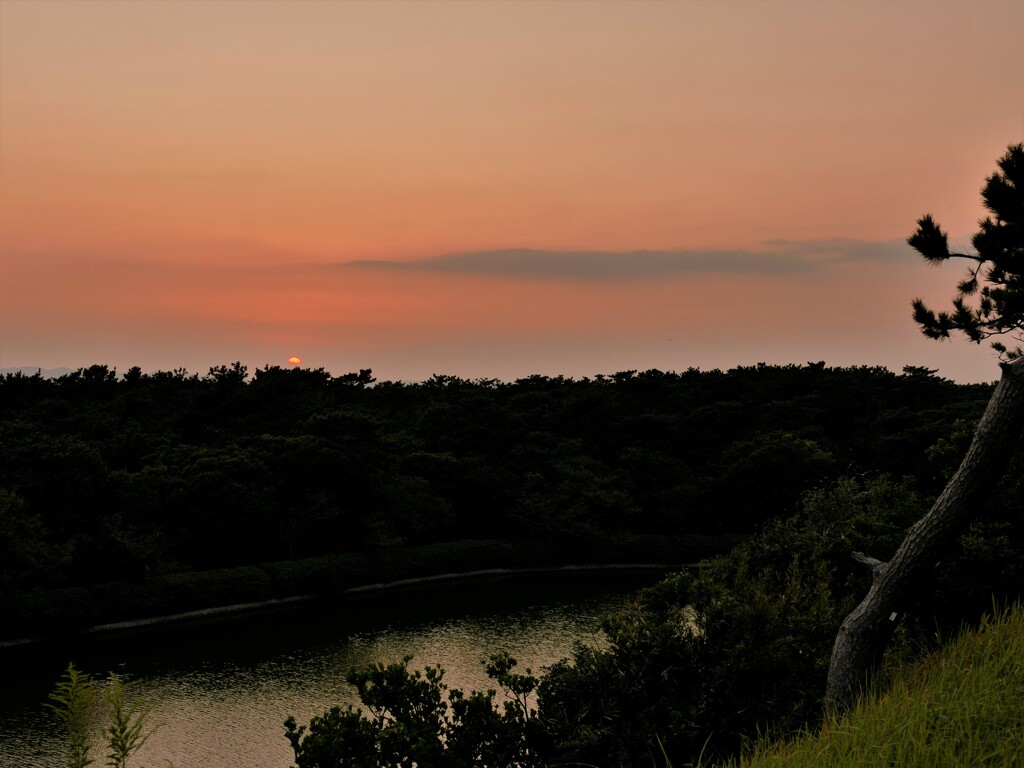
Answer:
[825,356,1024,711]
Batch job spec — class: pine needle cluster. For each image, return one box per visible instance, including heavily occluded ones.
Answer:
[910,143,1024,360]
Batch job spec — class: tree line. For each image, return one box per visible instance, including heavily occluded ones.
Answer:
[0,360,997,597]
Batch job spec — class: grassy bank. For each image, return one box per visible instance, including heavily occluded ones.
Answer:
[714,603,1024,768]
[0,534,741,642]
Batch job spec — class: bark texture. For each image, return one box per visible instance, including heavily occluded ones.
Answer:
[825,356,1024,711]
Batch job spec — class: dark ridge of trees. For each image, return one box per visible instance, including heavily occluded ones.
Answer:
[0,361,998,596]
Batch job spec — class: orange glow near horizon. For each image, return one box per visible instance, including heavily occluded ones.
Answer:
[1,1,1021,383]
[287,357,302,366]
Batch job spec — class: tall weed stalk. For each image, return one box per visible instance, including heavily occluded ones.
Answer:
[103,673,157,768]
[46,663,98,768]
[46,664,160,768]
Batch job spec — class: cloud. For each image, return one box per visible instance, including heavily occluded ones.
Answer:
[767,238,915,265]
[335,240,912,281]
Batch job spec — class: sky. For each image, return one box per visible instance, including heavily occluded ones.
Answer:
[2,0,1022,384]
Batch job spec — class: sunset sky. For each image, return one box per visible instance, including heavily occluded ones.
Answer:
[2,0,1022,383]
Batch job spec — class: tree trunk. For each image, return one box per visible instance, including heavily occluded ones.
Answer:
[825,356,1024,711]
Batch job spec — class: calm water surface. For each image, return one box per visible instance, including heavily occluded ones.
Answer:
[0,569,663,768]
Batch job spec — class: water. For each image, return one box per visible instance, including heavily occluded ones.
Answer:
[0,569,663,768]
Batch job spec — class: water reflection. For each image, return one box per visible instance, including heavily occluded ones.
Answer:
[0,569,661,768]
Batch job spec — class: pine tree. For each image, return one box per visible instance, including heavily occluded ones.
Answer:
[826,143,1024,710]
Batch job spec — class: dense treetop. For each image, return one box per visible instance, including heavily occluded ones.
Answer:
[0,362,999,595]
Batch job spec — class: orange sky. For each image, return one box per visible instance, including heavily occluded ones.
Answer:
[1,0,1022,382]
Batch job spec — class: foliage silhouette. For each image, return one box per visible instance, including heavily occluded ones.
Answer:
[284,653,541,767]
[910,143,1023,359]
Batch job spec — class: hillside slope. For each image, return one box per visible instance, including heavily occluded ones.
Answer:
[723,603,1024,768]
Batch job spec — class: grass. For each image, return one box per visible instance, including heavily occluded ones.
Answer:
[712,602,1024,768]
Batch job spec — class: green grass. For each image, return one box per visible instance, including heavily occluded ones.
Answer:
[714,603,1024,768]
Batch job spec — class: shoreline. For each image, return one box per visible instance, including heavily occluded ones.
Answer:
[0,562,694,650]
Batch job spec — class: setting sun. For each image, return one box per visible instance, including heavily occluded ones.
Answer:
[287,356,302,366]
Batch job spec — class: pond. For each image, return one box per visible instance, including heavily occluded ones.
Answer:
[0,568,668,768]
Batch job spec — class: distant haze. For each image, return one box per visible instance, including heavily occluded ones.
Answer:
[0,367,73,379]
[1,1,1021,384]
